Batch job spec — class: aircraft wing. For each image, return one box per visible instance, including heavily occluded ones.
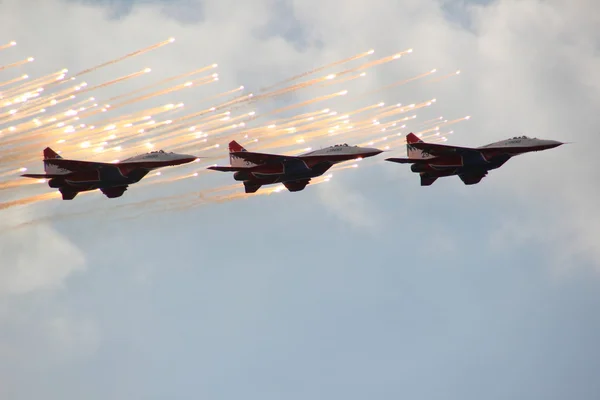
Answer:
[230,151,299,165]
[458,170,488,185]
[385,157,435,164]
[207,166,246,172]
[46,158,116,172]
[100,185,128,198]
[22,173,65,178]
[410,142,479,157]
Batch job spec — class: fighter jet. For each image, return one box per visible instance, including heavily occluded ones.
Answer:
[385,132,564,186]
[22,147,198,200]
[208,140,383,193]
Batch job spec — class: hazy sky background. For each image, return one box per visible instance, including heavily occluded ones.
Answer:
[1,0,600,399]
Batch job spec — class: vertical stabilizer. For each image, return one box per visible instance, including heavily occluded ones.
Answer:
[43,147,70,175]
[43,147,62,160]
[406,133,434,160]
[229,140,258,168]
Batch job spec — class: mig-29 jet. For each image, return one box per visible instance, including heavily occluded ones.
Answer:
[386,133,564,186]
[208,140,383,193]
[22,147,198,200]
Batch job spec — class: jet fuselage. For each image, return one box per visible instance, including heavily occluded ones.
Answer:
[235,145,382,185]
[385,133,564,186]
[414,137,562,177]
[50,152,196,192]
[23,148,197,199]
[47,167,150,192]
[209,141,383,193]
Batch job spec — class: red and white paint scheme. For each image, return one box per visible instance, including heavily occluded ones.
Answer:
[386,132,565,186]
[22,147,198,200]
[208,140,383,193]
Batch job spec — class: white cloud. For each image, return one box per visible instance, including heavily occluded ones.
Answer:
[0,0,599,398]
[317,177,383,231]
[0,209,91,392]
[1,0,598,267]
[289,0,600,268]
[0,210,86,296]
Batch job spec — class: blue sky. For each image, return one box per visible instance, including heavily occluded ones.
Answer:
[1,0,600,399]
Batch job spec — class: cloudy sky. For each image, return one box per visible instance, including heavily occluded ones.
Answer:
[1,0,600,399]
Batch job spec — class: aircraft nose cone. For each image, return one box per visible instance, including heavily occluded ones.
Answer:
[358,148,383,158]
[174,154,199,164]
[545,140,564,149]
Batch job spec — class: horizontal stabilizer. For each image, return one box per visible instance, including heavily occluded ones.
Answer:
[207,166,246,172]
[385,157,433,164]
[59,187,78,200]
[420,174,438,186]
[283,179,310,192]
[243,181,262,193]
[22,173,65,179]
[458,170,488,185]
[101,186,128,198]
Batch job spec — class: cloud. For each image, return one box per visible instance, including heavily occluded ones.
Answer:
[2,0,598,268]
[0,209,91,394]
[0,0,600,399]
[317,177,383,231]
[0,210,86,296]
[285,0,600,269]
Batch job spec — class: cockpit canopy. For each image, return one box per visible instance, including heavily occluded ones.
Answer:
[510,135,530,139]
[149,150,172,154]
[333,143,355,147]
